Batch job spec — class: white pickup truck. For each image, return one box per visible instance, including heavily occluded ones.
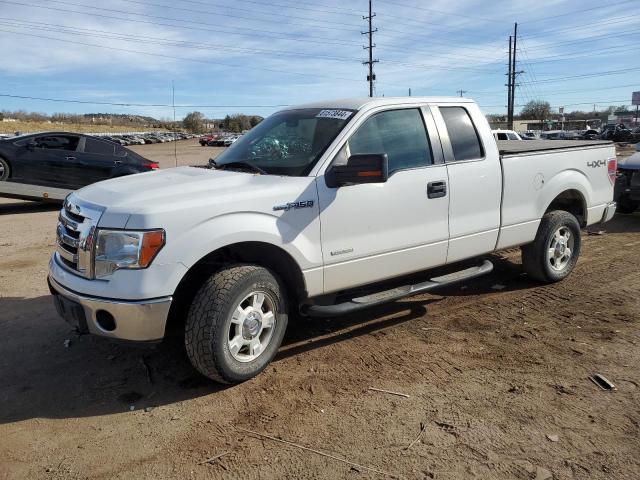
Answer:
[49,97,617,383]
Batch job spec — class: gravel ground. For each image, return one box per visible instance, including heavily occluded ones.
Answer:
[1,141,639,480]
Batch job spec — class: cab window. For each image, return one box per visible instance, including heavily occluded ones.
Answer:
[440,107,484,161]
[343,108,433,174]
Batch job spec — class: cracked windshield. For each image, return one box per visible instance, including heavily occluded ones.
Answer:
[213,108,354,176]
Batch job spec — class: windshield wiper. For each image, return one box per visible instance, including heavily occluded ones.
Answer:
[211,160,267,175]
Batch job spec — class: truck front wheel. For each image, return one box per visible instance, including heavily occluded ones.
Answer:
[521,210,581,283]
[184,265,288,384]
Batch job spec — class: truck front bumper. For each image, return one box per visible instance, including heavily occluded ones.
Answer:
[48,276,172,342]
[601,201,617,223]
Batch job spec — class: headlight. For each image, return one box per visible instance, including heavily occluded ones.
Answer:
[94,229,165,279]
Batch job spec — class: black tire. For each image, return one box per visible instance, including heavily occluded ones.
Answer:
[616,198,638,214]
[184,265,288,384]
[521,210,581,283]
[0,157,10,181]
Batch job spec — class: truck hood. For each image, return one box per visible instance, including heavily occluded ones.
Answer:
[73,166,317,229]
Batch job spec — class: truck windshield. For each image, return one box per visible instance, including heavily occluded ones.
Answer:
[212,108,354,176]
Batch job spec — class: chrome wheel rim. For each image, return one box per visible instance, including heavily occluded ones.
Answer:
[227,291,276,362]
[547,226,574,271]
[0,162,5,179]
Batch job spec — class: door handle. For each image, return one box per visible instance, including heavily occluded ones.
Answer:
[65,156,76,161]
[114,160,122,166]
[427,180,447,199]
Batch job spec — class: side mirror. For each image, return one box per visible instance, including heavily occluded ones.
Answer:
[26,140,37,150]
[325,153,389,188]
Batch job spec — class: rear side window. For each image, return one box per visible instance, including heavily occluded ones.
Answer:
[496,133,508,140]
[440,107,483,161]
[84,137,115,155]
[507,133,519,140]
[346,108,433,174]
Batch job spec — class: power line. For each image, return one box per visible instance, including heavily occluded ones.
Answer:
[113,0,365,32]
[0,0,359,47]
[525,67,640,85]
[378,0,503,24]
[0,28,365,83]
[0,93,292,108]
[523,13,640,38]
[519,0,637,24]
[0,19,502,75]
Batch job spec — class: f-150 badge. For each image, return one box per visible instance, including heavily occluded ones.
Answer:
[273,200,315,211]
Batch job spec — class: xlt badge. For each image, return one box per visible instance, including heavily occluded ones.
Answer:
[273,200,314,211]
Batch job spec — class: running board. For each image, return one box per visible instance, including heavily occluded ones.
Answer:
[303,260,494,318]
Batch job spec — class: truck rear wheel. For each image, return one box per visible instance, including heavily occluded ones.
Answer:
[184,265,288,384]
[521,210,581,283]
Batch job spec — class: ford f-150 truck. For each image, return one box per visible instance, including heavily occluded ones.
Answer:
[49,97,617,383]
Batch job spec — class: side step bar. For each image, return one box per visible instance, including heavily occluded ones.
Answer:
[303,260,493,318]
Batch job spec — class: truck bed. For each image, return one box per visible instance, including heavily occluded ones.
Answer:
[498,140,612,155]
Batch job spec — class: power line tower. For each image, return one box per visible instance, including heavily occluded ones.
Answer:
[362,0,379,97]
[457,90,467,97]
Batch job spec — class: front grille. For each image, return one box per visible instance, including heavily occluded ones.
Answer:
[55,195,103,278]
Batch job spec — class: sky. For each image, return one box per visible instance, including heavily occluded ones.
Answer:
[0,0,638,120]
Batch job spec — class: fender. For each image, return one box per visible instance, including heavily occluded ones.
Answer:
[164,211,324,297]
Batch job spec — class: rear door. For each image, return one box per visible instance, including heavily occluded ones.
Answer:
[432,104,502,263]
[317,106,450,293]
[76,136,118,185]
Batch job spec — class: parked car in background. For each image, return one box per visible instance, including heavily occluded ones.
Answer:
[0,132,159,189]
[614,142,640,213]
[581,129,600,140]
[223,135,240,147]
[540,130,581,140]
[518,131,537,140]
[199,134,215,146]
[492,129,522,141]
[601,124,632,142]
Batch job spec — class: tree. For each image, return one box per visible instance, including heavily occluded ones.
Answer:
[519,100,551,124]
[183,111,205,133]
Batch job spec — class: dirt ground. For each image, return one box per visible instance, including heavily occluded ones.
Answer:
[1,141,639,480]
[128,139,224,168]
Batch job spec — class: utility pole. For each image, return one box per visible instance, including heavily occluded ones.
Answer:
[506,24,524,130]
[510,22,518,129]
[457,90,467,98]
[408,88,411,96]
[507,35,513,128]
[362,0,378,97]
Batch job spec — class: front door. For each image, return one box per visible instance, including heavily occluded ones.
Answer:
[317,106,450,293]
[30,134,81,188]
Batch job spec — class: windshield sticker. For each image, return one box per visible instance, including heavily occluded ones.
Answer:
[316,109,352,120]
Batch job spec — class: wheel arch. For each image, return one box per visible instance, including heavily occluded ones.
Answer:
[544,188,587,227]
[166,241,307,334]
